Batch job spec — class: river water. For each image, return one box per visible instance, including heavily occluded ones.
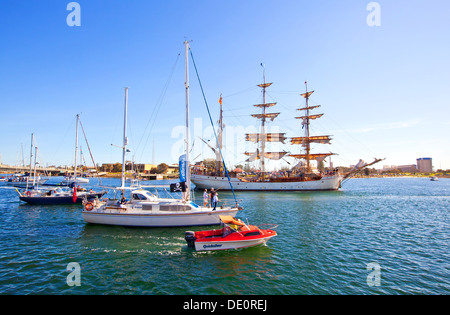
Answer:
[0,177,448,294]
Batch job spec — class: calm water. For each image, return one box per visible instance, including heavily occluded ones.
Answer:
[0,177,448,295]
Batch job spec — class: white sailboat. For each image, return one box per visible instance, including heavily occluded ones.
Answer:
[6,133,48,188]
[82,41,241,227]
[61,114,90,185]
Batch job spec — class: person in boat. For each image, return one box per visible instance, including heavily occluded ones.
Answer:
[212,192,219,211]
[203,189,209,207]
[210,188,217,209]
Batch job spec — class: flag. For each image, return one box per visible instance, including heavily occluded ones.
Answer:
[179,154,187,183]
[72,186,77,203]
[219,95,222,105]
[170,182,186,193]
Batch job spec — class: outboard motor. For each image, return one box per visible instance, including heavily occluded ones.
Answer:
[185,231,196,248]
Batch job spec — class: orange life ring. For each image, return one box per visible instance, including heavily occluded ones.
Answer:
[85,202,94,211]
[26,191,32,196]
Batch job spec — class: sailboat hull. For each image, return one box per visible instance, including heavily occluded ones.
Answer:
[191,174,343,191]
[19,192,106,205]
[82,208,241,227]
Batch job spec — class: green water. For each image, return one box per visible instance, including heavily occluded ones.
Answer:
[0,177,448,294]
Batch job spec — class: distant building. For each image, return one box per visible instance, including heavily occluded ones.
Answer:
[134,164,157,174]
[397,165,417,172]
[167,163,179,175]
[417,158,433,173]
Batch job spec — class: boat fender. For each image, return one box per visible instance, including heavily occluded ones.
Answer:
[185,231,196,248]
[85,202,94,211]
[26,191,32,196]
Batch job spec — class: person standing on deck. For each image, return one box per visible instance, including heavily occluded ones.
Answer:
[203,189,209,207]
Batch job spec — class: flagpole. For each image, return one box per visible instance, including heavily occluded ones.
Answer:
[184,40,191,202]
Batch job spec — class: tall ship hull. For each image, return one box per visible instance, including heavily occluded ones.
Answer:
[192,174,343,191]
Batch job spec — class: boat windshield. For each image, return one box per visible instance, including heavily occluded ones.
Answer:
[131,190,156,201]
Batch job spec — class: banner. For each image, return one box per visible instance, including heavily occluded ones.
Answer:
[179,154,187,182]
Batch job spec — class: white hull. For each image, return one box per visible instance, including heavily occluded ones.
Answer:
[82,193,241,227]
[83,208,240,227]
[195,236,274,251]
[191,174,343,191]
[6,178,48,188]
[62,177,89,184]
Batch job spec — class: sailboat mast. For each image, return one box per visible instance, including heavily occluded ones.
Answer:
[304,81,311,173]
[33,146,38,186]
[29,133,34,177]
[216,94,223,174]
[184,40,191,201]
[74,114,79,181]
[122,87,129,190]
[260,70,267,179]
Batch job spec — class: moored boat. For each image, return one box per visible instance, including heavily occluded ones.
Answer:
[192,79,382,191]
[18,187,106,205]
[185,215,277,251]
[83,42,242,227]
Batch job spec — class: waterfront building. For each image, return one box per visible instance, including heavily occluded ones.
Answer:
[417,158,433,173]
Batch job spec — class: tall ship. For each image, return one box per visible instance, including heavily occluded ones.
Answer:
[191,79,381,191]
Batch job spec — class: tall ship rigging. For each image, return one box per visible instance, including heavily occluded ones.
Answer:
[191,79,381,191]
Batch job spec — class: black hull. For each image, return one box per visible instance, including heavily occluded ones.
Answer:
[19,192,106,205]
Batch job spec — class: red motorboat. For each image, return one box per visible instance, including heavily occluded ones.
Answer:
[185,216,277,251]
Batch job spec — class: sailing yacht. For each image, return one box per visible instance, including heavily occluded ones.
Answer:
[191,80,381,191]
[6,134,48,188]
[17,117,107,205]
[82,42,241,227]
[61,114,90,185]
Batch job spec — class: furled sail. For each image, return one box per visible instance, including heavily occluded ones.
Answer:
[295,114,324,120]
[289,153,336,163]
[245,150,288,162]
[297,105,321,111]
[252,113,280,121]
[301,91,314,98]
[290,136,332,145]
[246,133,287,144]
[257,83,273,89]
[253,103,277,108]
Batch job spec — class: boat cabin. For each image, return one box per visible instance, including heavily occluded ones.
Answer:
[130,190,157,202]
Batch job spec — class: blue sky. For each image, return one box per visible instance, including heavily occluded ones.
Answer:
[1,0,449,170]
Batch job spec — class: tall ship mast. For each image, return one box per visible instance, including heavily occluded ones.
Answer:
[289,81,336,175]
[244,77,287,181]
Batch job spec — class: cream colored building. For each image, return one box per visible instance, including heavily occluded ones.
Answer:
[416,158,432,173]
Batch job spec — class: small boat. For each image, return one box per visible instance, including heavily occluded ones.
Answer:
[17,187,106,205]
[185,215,277,251]
[430,176,439,181]
[61,176,90,185]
